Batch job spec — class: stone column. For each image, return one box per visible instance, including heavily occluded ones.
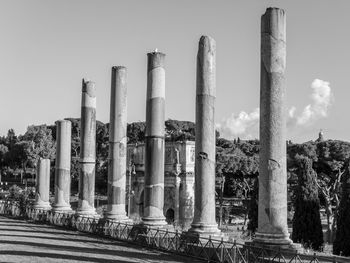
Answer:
[142,51,166,226]
[189,36,220,237]
[76,79,97,217]
[33,159,51,210]
[52,120,72,212]
[105,66,128,221]
[255,7,292,247]
[179,173,195,229]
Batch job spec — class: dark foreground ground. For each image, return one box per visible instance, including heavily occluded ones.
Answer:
[0,216,202,263]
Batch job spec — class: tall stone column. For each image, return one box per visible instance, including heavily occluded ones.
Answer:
[33,159,51,210]
[142,51,166,226]
[105,66,128,221]
[189,36,220,237]
[52,120,72,212]
[76,79,97,217]
[255,7,292,247]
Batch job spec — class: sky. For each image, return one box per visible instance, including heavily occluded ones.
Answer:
[0,0,349,143]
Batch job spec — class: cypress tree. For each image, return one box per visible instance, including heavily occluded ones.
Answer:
[292,156,323,250]
[333,161,350,256]
[247,178,258,233]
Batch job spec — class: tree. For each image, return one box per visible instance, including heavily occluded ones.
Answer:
[292,156,323,250]
[333,160,350,256]
[247,177,258,233]
[20,125,56,169]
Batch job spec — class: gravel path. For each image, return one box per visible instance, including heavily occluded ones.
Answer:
[0,216,201,263]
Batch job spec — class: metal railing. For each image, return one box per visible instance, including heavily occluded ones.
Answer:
[0,200,348,263]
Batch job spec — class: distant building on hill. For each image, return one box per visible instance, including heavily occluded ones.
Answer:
[316,129,324,142]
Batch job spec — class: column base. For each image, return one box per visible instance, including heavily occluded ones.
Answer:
[51,205,72,213]
[76,208,99,218]
[187,223,224,240]
[250,232,303,252]
[33,203,52,211]
[141,216,167,228]
[104,213,132,223]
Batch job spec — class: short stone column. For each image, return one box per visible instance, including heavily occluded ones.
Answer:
[52,120,72,212]
[142,51,166,226]
[76,79,97,217]
[179,173,195,229]
[105,66,129,221]
[189,36,221,237]
[254,7,293,247]
[33,159,51,210]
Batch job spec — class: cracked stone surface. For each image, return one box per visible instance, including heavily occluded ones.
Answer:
[0,216,202,263]
[256,7,291,245]
[106,66,128,220]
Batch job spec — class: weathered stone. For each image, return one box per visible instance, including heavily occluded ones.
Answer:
[76,79,97,217]
[105,66,129,221]
[33,159,51,210]
[188,36,221,236]
[52,120,72,212]
[254,7,293,247]
[179,172,194,229]
[142,51,166,227]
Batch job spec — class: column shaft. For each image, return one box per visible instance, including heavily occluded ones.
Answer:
[77,79,97,216]
[142,52,166,226]
[255,7,292,246]
[105,66,128,221]
[189,36,220,236]
[34,159,51,210]
[53,120,72,212]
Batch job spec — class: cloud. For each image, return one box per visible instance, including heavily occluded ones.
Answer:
[293,79,333,126]
[216,108,259,140]
[218,79,333,140]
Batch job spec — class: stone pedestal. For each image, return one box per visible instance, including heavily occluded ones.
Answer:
[254,7,294,248]
[76,79,97,217]
[141,51,166,227]
[188,36,221,238]
[105,66,129,221]
[33,159,51,210]
[52,120,72,212]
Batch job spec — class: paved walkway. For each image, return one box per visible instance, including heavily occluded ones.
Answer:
[0,216,201,263]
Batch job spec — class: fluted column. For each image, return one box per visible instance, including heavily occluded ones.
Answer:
[52,120,72,212]
[255,7,292,247]
[142,51,166,226]
[105,66,128,221]
[33,159,51,210]
[76,79,97,217]
[189,36,220,236]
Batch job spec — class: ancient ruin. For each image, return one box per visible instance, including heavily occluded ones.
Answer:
[188,36,221,237]
[127,141,195,228]
[33,158,51,210]
[52,120,72,212]
[254,7,295,249]
[105,66,129,221]
[76,79,97,217]
[142,51,167,226]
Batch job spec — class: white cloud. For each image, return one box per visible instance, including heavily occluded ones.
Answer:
[294,79,333,125]
[217,108,259,140]
[217,79,333,140]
